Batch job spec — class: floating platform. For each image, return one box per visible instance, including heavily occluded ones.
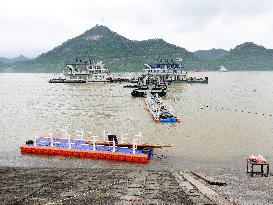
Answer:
[20,137,152,163]
[145,95,181,123]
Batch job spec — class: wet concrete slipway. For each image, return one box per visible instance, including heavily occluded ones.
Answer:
[1,72,273,204]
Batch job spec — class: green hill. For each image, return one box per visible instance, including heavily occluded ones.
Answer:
[2,26,273,72]
[193,48,227,60]
[0,55,30,64]
[0,60,4,68]
[212,42,273,70]
[12,25,207,72]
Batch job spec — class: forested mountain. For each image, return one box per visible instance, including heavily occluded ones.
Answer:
[0,60,4,67]
[211,42,273,70]
[0,55,30,64]
[1,26,273,72]
[194,48,227,60]
[10,25,206,72]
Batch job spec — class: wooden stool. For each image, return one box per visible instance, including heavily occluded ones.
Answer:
[247,160,269,177]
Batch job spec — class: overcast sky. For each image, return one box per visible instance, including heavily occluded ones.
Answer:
[1,0,273,58]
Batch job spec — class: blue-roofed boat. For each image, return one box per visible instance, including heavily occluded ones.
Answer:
[145,94,181,123]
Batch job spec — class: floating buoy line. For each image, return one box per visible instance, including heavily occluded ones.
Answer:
[200,105,272,118]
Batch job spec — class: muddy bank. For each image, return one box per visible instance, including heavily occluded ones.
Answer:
[192,168,273,205]
[0,167,211,205]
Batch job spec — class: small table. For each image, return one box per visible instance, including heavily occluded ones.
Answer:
[247,160,269,177]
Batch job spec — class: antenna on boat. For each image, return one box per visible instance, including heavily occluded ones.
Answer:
[135,132,143,142]
[91,136,98,151]
[121,134,128,144]
[49,132,54,147]
[34,133,37,146]
[48,127,54,147]
[76,130,84,139]
[103,130,106,141]
[60,129,68,139]
[112,140,116,152]
[67,134,71,149]
[132,139,138,154]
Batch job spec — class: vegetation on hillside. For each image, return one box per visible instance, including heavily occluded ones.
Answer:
[212,42,273,70]
[194,48,227,60]
[1,26,273,72]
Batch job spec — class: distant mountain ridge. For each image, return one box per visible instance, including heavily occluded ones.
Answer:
[16,25,206,72]
[193,48,227,60]
[0,55,30,64]
[1,25,273,72]
[211,42,273,70]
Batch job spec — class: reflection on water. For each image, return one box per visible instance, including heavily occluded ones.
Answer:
[1,72,273,171]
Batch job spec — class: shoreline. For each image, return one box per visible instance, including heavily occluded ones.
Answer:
[1,166,272,205]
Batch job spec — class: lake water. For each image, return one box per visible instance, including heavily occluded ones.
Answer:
[0,72,273,171]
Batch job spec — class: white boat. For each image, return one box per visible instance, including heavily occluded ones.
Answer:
[143,58,188,84]
[219,65,228,72]
[64,59,112,82]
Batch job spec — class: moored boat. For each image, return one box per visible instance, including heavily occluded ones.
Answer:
[219,65,228,72]
[131,89,147,97]
[150,88,167,97]
[48,77,86,83]
[49,58,112,83]
[145,94,181,123]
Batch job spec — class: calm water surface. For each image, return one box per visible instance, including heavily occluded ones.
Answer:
[0,72,273,171]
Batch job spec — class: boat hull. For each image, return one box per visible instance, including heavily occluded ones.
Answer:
[20,137,150,163]
[48,79,86,83]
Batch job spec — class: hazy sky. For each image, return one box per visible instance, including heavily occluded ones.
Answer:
[1,0,273,58]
